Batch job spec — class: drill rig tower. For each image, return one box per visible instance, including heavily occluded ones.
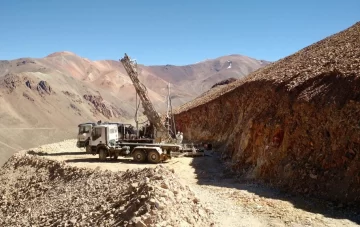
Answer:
[120,53,173,143]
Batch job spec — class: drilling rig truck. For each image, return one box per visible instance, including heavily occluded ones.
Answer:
[77,53,210,163]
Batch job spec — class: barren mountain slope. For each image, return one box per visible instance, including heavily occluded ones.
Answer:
[144,55,269,96]
[0,70,130,166]
[174,22,360,203]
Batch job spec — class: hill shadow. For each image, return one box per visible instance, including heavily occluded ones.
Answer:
[190,152,360,224]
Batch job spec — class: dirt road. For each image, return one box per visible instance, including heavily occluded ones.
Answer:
[29,140,360,227]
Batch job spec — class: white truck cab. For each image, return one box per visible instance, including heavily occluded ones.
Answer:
[76,123,95,151]
[89,124,119,148]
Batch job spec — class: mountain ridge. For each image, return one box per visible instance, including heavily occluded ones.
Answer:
[2,51,271,67]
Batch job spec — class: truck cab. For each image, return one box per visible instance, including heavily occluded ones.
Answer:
[76,123,95,151]
[89,124,119,149]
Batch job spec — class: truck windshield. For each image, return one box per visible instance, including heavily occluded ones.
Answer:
[79,125,91,134]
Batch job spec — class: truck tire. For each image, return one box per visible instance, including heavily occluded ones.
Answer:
[113,153,119,160]
[99,148,107,161]
[133,150,146,163]
[86,145,91,153]
[147,150,161,164]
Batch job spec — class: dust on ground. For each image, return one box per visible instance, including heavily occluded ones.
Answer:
[20,140,360,226]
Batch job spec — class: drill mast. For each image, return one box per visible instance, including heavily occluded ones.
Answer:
[120,53,172,143]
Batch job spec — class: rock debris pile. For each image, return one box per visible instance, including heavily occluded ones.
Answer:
[0,153,214,227]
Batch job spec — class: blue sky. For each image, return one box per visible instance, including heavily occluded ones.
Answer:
[0,0,359,65]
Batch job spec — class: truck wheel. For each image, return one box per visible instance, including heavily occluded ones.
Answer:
[99,148,107,161]
[133,150,146,163]
[113,153,119,160]
[147,150,161,164]
[86,145,91,153]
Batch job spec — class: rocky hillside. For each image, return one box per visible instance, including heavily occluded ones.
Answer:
[0,53,268,166]
[174,22,360,203]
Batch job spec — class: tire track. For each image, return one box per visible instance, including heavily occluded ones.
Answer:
[0,128,57,130]
[0,140,18,151]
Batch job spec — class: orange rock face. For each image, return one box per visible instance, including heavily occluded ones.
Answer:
[174,22,360,203]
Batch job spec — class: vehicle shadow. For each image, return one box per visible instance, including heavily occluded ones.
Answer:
[65,158,133,164]
[27,150,172,166]
[190,152,360,224]
[65,157,168,165]
[27,150,88,156]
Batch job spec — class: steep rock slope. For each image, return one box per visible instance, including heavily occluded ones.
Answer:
[174,22,360,203]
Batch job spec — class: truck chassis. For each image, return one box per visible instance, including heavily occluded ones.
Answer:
[89,141,183,164]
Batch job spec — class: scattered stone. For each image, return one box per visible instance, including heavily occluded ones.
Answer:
[193,197,200,204]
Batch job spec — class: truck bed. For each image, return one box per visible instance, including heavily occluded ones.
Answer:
[115,141,182,152]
